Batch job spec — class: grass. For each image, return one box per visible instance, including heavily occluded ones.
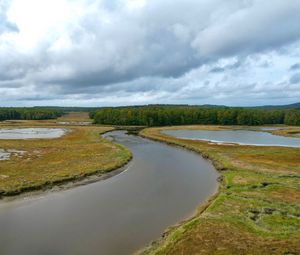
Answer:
[0,114,131,197]
[273,128,300,138]
[140,125,300,255]
[56,111,92,122]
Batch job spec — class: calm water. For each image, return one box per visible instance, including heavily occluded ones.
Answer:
[0,128,67,139]
[162,129,300,147]
[0,131,218,255]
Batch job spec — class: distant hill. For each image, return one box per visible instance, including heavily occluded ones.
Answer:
[34,104,228,111]
[33,103,300,111]
[252,102,300,109]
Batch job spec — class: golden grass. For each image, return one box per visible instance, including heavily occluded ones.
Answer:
[273,127,300,138]
[141,126,300,255]
[0,117,131,196]
[56,111,92,122]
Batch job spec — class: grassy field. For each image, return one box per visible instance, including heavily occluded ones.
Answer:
[0,113,131,197]
[140,126,300,255]
[56,111,92,123]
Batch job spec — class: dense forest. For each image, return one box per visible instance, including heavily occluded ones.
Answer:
[0,108,64,121]
[91,106,300,126]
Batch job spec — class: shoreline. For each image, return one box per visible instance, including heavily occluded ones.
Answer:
[139,126,300,254]
[138,187,221,255]
[0,127,219,254]
[138,129,224,255]
[0,158,132,203]
[0,130,133,200]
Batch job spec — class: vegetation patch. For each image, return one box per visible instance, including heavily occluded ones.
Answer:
[270,188,300,204]
[273,128,300,138]
[140,126,300,255]
[91,106,300,126]
[0,115,131,197]
[0,107,63,121]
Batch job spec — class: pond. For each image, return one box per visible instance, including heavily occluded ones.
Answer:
[0,128,67,139]
[162,129,300,147]
[0,131,218,255]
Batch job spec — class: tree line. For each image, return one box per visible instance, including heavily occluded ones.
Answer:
[91,106,300,126]
[0,108,64,121]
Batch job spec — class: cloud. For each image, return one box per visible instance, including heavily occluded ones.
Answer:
[192,1,300,57]
[0,0,18,34]
[0,0,300,106]
[290,73,300,84]
[290,63,300,71]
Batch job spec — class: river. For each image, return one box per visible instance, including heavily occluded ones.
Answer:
[0,130,218,255]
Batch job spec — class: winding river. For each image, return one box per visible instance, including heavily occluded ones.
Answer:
[0,131,218,255]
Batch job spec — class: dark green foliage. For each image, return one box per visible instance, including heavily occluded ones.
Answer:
[284,110,300,125]
[0,108,63,121]
[92,106,300,126]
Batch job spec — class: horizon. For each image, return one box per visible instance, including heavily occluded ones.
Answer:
[1,101,300,108]
[2,100,300,108]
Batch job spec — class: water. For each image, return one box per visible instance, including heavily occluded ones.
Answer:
[0,149,25,161]
[0,128,67,139]
[162,129,300,147]
[0,131,218,255]
[0,149,11,160]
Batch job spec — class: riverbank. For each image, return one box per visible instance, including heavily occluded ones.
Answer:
[0,120,132,198]
[272,127,300,138]
[140,126,300,255]
[0,130,218,255]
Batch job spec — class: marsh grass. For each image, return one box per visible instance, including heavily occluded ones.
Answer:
[56,111,92,122]
[273,128,300,138]
[140,126,300,255]
[0,117,131,196]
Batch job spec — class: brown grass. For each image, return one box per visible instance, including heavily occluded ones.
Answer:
[56,112,92,122]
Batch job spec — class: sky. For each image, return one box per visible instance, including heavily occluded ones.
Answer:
[1,0,300,107]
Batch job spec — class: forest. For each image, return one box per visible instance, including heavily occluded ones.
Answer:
[0,108,64,121]
[91,106,300,126]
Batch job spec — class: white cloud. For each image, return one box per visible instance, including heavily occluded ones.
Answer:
[0,0,300,106]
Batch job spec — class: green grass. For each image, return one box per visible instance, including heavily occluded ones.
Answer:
[140,126,300,255]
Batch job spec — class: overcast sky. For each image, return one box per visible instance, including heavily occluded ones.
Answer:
[1,0,300,107]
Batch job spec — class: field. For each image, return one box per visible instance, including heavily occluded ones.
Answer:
[140,126,300,255]
[56,111,93,123]
[0,113,131,197]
